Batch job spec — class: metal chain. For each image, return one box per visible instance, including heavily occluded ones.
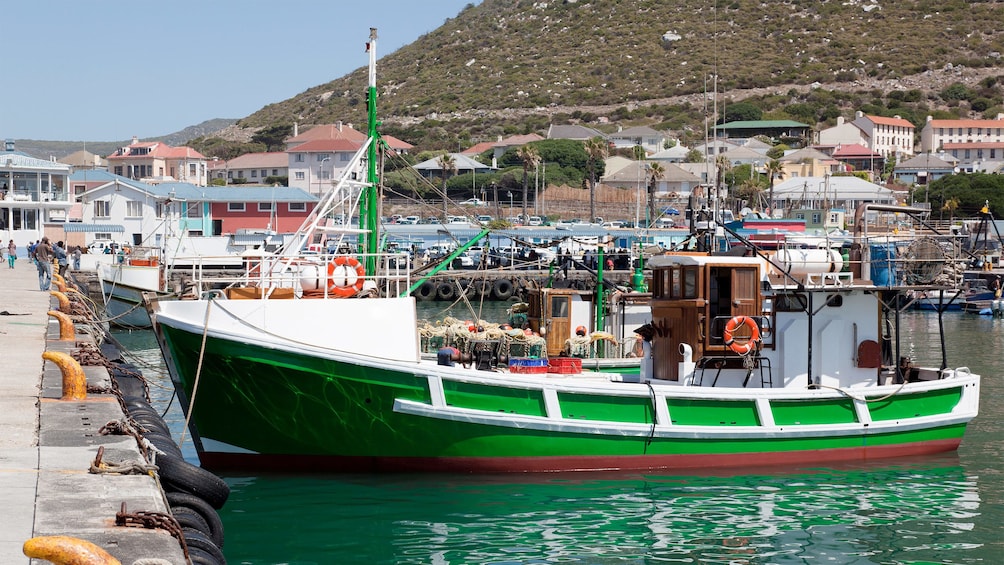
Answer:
[115,502,190,561]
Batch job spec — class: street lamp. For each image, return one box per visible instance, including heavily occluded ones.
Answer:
[507,191,513,218]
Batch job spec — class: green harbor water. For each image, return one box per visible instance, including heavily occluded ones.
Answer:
[112,308,1004,564]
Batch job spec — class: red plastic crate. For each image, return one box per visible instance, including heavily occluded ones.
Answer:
[548,357,582,374]
[509,357,549,374]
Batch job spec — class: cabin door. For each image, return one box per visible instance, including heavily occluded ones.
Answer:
[544,294,571,357]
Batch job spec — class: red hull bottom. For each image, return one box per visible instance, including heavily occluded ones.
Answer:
[196,438,962,474]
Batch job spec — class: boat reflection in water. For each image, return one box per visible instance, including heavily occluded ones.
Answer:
[219,455,982,564]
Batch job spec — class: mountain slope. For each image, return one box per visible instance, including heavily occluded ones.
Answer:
[236,0,1004,144]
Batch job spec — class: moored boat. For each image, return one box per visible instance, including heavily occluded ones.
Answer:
[98,247,170,328]
[147,31,980,474]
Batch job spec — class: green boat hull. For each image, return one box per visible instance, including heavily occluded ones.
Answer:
[158,323,972,473]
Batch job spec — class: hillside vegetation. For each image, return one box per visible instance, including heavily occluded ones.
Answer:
[224,0,1004,153]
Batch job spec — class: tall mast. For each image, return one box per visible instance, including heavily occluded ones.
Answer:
[362,27,380,275]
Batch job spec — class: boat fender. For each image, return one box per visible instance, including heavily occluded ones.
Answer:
[436,281,456,301]
[723,316,761,356]
[327,256,365,298]
[155,453,230,509]
[180,527,226,564]
[492,278,514,300]
[167,492,226,549]
[414,281,436,301]
[22,536,121,565]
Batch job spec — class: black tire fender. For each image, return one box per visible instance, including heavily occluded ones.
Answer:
[492,278,514,300]
[413,281,436,301]
[156,453,230,509]
[167,491,225,549]
[181,527,226,564]
[436,281,456,301]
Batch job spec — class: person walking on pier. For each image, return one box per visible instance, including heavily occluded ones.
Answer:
[53,241,68,277]
[34,237,53,291]
[71,245,81,271]
[6,240,14,268]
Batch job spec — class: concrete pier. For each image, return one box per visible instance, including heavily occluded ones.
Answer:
[0,261,185,564]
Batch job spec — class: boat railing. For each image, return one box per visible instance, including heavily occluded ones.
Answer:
[174,251,413,299]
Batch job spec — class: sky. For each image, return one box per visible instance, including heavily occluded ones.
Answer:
[2,0,476,142]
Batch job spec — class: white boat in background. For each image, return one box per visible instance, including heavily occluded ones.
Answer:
[97,247,168,328]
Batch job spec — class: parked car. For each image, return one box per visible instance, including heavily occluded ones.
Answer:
[398,216,420,225]
[459,198,487,207]
[527,216,543,226]
[475,214,493,224]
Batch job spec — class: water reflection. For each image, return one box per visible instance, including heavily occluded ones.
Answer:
[219,457,982,565]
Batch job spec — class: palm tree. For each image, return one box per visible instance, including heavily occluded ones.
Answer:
[942,197,959,223]
[515,144,540,223]
[437,153,456,219]
[584,137,608,222]
[646,162,665,228]
[764,159,784,216]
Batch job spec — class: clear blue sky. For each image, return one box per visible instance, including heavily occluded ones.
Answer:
[2,0,476,142]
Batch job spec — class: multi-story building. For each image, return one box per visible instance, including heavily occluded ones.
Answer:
[850,112,915,160]
[208,152,289,185]
[920,115,1004,153]
[106,137,209,186]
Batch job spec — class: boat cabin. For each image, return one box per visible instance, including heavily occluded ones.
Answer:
[648,254,765,382]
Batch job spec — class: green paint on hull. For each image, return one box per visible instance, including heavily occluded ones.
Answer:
[773,398,857,425]
[868,387,963,421]
[159,324,969,462]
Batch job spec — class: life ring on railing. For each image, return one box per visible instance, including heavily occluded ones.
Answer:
[327,256,365,297]
[723,315,761,356]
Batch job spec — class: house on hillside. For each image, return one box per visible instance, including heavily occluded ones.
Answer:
[106,137,209,186]
[546,124,606,141]
[649,145,690,163]
[712,120,812,145]
[818,116,872,149]
[919,114,1004,153]
[413,153,495,182]
[601,160,701,199]
[607,126,670,155]
[851,112,915,160]
[208,152,289,185]
[892,153,957,186]
[285,122,413,154]
[779,147,845,178]
[287,139,363,196]
[461,134,544,167]
[831,144,885,178]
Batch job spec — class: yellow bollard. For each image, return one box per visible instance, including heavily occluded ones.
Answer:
[23,535,121,565]
[47,310,76,340]
[50,290,70,311]
[52,272,65,285]
[41,351,87,401]
[53,278,67,293]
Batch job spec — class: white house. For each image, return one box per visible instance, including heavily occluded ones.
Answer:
[0,140,74,249]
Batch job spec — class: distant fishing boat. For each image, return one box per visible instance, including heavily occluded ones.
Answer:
[98,247,169,328]
[146,32,980,474]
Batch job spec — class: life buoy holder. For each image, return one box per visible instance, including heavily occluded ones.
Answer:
[327,256,365,297]
[723,315,761,356]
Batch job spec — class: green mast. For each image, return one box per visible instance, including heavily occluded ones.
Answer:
[361,27,380,276]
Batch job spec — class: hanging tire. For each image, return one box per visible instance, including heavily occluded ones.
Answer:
[492,278,514,301]
[143,431,184,458]
[187,545,225,565]
[172,506,211,536]
[459,278,476,298]
[156,452,230,509]
[413,281,436,301]
[475,279,493,298]
[181,527,227,564]
[436,281,456,301]
[113,373,149,401]
[168,492,225,549]
[132,415,172,436]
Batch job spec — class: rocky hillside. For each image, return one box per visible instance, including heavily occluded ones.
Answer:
[227,0,1004,151]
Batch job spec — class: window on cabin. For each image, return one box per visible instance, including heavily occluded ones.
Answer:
[228,203,245,212]
[258,202,274,212]
[288,202,306,212]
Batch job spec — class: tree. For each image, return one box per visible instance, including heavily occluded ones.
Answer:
[723,102,762,123]
[715,155,732,204]
[584,137,609,222]
[684,149,705,163]
[942,197,959,223]
[765,159,785,215]
[437,153,456,219]
[646,162,665,228]
[515,144,540,222]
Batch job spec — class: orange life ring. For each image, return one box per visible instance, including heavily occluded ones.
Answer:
[327,256,365,297]
[723,315,761,356]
